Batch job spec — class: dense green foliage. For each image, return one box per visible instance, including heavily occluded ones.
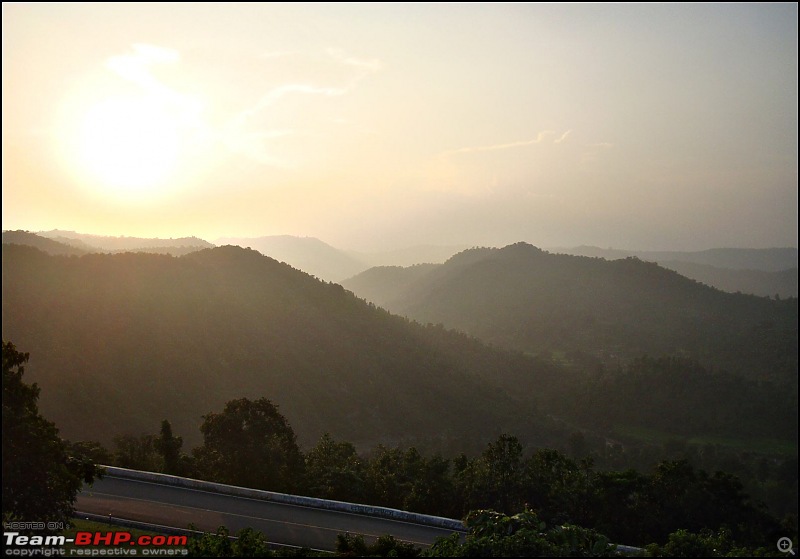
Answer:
[186,526,326,557]
[3,358,785,554]
[193,398,304,492]
[92,403,789,550]
[426,509,617,557]
[337,533,422,557]
[155,419,184,475]
[344,243,798,384]
[305,433,367,502]
[564,356,797,441]
[2,341,100,528]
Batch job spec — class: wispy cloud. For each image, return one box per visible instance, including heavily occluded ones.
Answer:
[106,44,183,102]
[326,47,382,72]
[101,45,380,168]
[554,130,572,144]
[439,130,571,157]
[226,48,381,166]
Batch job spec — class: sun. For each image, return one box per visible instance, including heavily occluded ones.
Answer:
[73,96,181,197]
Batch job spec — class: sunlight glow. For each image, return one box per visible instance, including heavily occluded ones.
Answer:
[75,96,180,196]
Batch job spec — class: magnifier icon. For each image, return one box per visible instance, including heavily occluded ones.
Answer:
[778,537,795,555]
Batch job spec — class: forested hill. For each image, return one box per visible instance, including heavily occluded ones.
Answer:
[1,244,565,450]
[343,243,797,384]
[551,245,798,298]
[2,230,88,256]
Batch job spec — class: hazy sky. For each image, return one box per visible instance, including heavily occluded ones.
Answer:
[3,3,797,251]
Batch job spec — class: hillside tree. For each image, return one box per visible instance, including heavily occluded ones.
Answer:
[2,341,100,528]
[194,397,303,492]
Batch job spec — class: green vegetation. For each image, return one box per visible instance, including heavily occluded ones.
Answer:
[193,397,304,492]
[343,243,798,384]
[612,425,797,457]
[426,509,617,557]
[2,339,794,554]
[90,402,790,550]
[565,356,797,442]
[2,341,100,528]
[187,526,328,557]
[336,533,422,557]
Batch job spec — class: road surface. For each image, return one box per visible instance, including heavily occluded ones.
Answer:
[76,475,463,551]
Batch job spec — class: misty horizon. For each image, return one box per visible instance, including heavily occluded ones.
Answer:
[3,4,797,253]
[5,227,800,255]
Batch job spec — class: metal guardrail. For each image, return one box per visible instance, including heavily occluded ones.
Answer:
[94,466,643,554]
[98,465,467,532]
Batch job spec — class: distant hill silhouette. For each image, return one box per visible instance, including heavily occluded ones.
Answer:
[343,243,797,384]
[347,244,469,270]
[2,230,88,256]
[37,230,213,255]
[554,246,798,272]
[216,235,368,282]
[341,264,439,307]
[215,235,467,282]
[550,246,798,298]
[656,260,797,298]
[2,244,567,451]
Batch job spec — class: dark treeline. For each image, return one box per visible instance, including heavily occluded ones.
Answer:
[563,356,798,441]
[5,337,794,554]
[78,397,794,550]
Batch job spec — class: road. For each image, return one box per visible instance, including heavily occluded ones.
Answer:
[76,475,464,551]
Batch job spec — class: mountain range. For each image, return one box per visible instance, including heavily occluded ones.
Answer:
[4,231,796,297]
[554,246,798,272]
[553,246,798,298]
[2,240,795,455]
[343,243,797,384]
[1,243,564,451]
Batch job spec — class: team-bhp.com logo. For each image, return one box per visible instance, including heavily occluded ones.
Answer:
[4,529,188,556]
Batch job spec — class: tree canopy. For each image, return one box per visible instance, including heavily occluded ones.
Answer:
[193,397,303,492]
[2,341,99,527]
